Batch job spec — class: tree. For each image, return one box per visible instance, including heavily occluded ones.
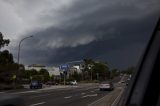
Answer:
[0,32,10,49]
[92,62,110,80]
[110,68,120,79]
[39,69,49,82]
[83,58,110,81]
[69,71,81,81]
[39,69,49,76]
[0,32,24,85]
[122,66,135,75]
[0,50,14,64]
[83,58,94,80]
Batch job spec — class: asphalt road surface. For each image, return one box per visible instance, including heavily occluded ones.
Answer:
[1,76,122,106]
[20,85,111,106]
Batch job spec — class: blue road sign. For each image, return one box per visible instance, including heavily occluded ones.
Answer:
[59,64,69,71]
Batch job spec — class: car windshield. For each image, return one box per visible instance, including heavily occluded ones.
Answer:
[0,0,159,106]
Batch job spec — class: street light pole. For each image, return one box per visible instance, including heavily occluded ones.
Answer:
[88,64,93,81]
[17,36,33,64]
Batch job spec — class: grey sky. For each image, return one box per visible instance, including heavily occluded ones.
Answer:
[0,0,159,69]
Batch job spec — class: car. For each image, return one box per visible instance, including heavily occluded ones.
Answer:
[99,82,114,91]
[30,81,43,89]
[69,80,77,85]
[120,81,125,83]
[46,81,58,85]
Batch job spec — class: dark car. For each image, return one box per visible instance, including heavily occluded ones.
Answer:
[99,82,114,91]
[30,81,42,89]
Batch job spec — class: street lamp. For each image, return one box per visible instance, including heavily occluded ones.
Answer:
[17,35,33,64]
[88,64,93,81]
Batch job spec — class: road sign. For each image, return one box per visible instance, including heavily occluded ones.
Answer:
[59,64,69,71]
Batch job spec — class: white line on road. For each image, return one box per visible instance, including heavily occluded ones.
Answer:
[64,96,72,99]
[94,89,99,91]
[81,92,86,95]
[30,94,52,98]
[88,94,108,106]
[82,94,97,98]
[29,102,46,106]
[90,91,95,93]
[111,88,124,106]
[11,90,37,94]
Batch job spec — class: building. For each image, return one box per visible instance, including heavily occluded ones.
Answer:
[26,64,46,71]
[25,64,60,76]
[46,67,60,76]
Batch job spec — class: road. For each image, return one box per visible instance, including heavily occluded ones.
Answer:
[1,76,123,106]
[21,85,110,106]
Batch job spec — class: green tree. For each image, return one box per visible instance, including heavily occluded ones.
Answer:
[83,58,110,81]
[0,32,26,85]
[39,69,49,82]
[0,50,14,64]
[39,69,49,75]
[69,71,81,81]
[92,62,110,81]
[83,58,94,80]
[0,32,10,49]
[110,68,120,79]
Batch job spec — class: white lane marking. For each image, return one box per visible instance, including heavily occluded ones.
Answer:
[88,94,109,106]
[94,89,99,91]
[64,96,72,99]
[11,90,37,94]
[0,92,5,93]
[29,102,46,106]
[90,91,94,93]
[30,94,52,98]
[81,92,86,95]
[82,94,97,98]
[111,88,124,106]
[82,95,88,98]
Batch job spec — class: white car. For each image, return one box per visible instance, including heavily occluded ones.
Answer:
[69,80,77,85]
[99,82,114,91]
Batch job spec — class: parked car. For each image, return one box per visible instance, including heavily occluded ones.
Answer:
[30,81,43,89]
[46,81,58,85]
[99,82,114,91]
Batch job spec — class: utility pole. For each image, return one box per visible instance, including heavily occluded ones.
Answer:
[96,73,99,80]
[88,64,93,81]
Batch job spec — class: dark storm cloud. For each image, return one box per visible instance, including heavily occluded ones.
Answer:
[48,16,157,69]
[21,13,159,69]
[1,0,159,69]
